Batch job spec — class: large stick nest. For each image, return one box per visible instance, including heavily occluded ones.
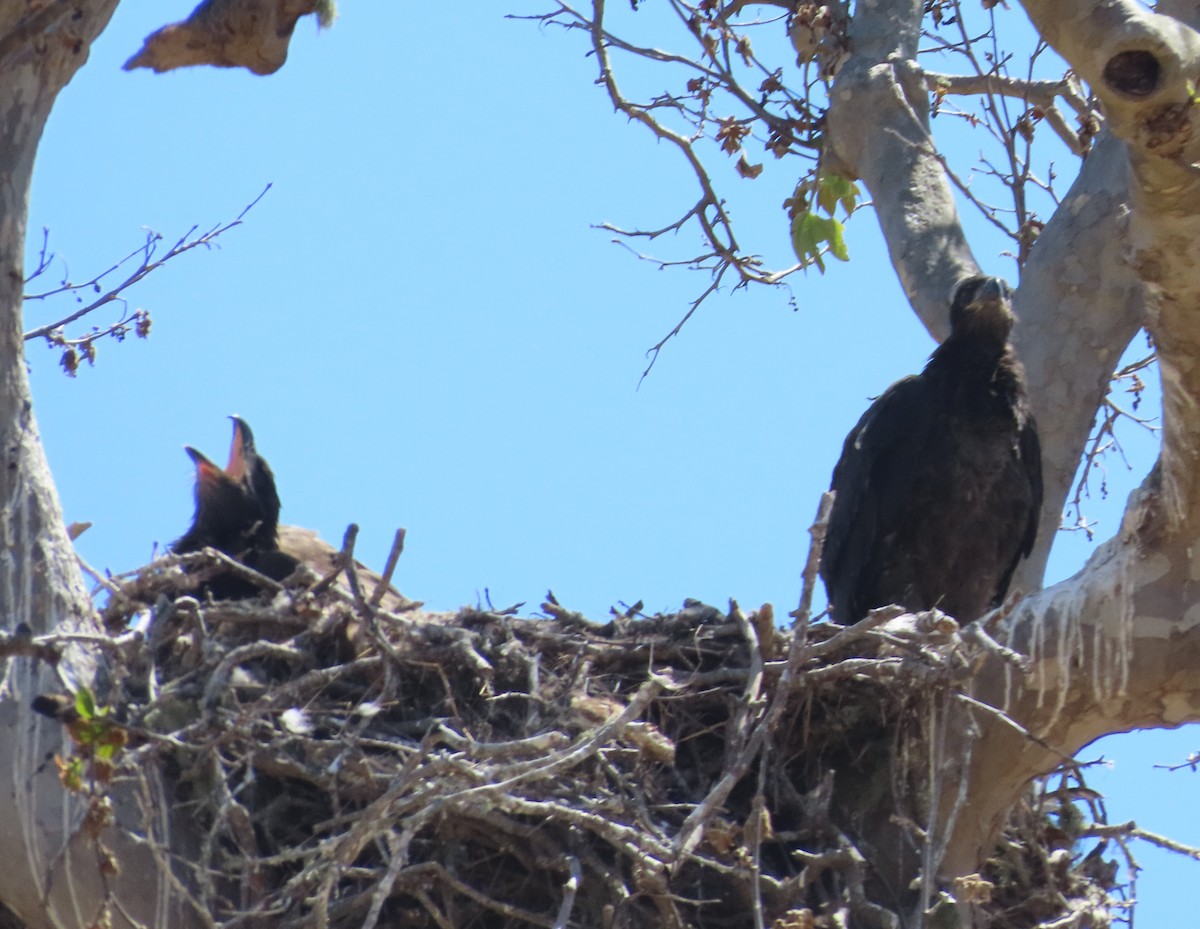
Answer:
[55,521,1123,929]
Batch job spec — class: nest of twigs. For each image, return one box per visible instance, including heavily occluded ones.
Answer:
[59,523,1125,929]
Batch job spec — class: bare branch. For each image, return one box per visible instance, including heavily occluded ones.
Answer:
[510,0,827,367]
[924,70,1091,154]
[1081,822,1200,861]
[23,186,271,348]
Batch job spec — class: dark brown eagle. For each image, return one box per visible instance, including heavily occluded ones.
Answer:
[820,275,1043,624]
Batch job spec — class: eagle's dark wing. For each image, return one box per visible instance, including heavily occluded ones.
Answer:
[822,375,940,624]
[991,411,1043,606]
[1018,413,1043,557]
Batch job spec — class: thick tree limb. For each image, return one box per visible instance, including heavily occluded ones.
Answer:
[1010,131,1147,585]
[981,16,1200,878]
[124,0,330,75]
[1019,0,1200,525]
[0,5,207,929]
[826,0,978,341]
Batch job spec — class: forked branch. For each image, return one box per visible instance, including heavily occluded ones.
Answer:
[23,186,270,373]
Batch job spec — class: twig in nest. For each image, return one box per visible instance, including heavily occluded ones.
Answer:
[922,689,979,917]
[360,822,429,929]
[798,656,906,685]
[369,528,406,608]
[452,678,663,800]
[334,524,372,622]
[306,525,356,598]
[793,490,835,627]
[962,619,1031,671]
[730,599,765,756]
[412,888,455,929]
[487,794,673,862]
[802,605,904,663]
[833,830,902,929]
[955,693,1074,763]
[78,553,140,613]
[552,855,582,929]
[421,862,559,929]
[432,724,570,760]
[331,525,417,673]
[196,547,286,594]
[202,641,306,709]
[676,495,839,868]
[748,750,770,929]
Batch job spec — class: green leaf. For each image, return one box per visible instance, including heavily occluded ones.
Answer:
[74,686,96,721]
[816,173,861,218]
[824,216,849,261]
[791,210,824,271]
[790,211,850,271]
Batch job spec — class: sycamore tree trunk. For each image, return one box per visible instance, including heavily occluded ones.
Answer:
[0,6,201,929]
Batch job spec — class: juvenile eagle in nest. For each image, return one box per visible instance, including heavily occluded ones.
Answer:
[173,417,417,610]
[820,275,1043,624]
[172,416,299,599]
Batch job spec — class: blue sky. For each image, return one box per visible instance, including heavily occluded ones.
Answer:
[22,3,1196,921]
